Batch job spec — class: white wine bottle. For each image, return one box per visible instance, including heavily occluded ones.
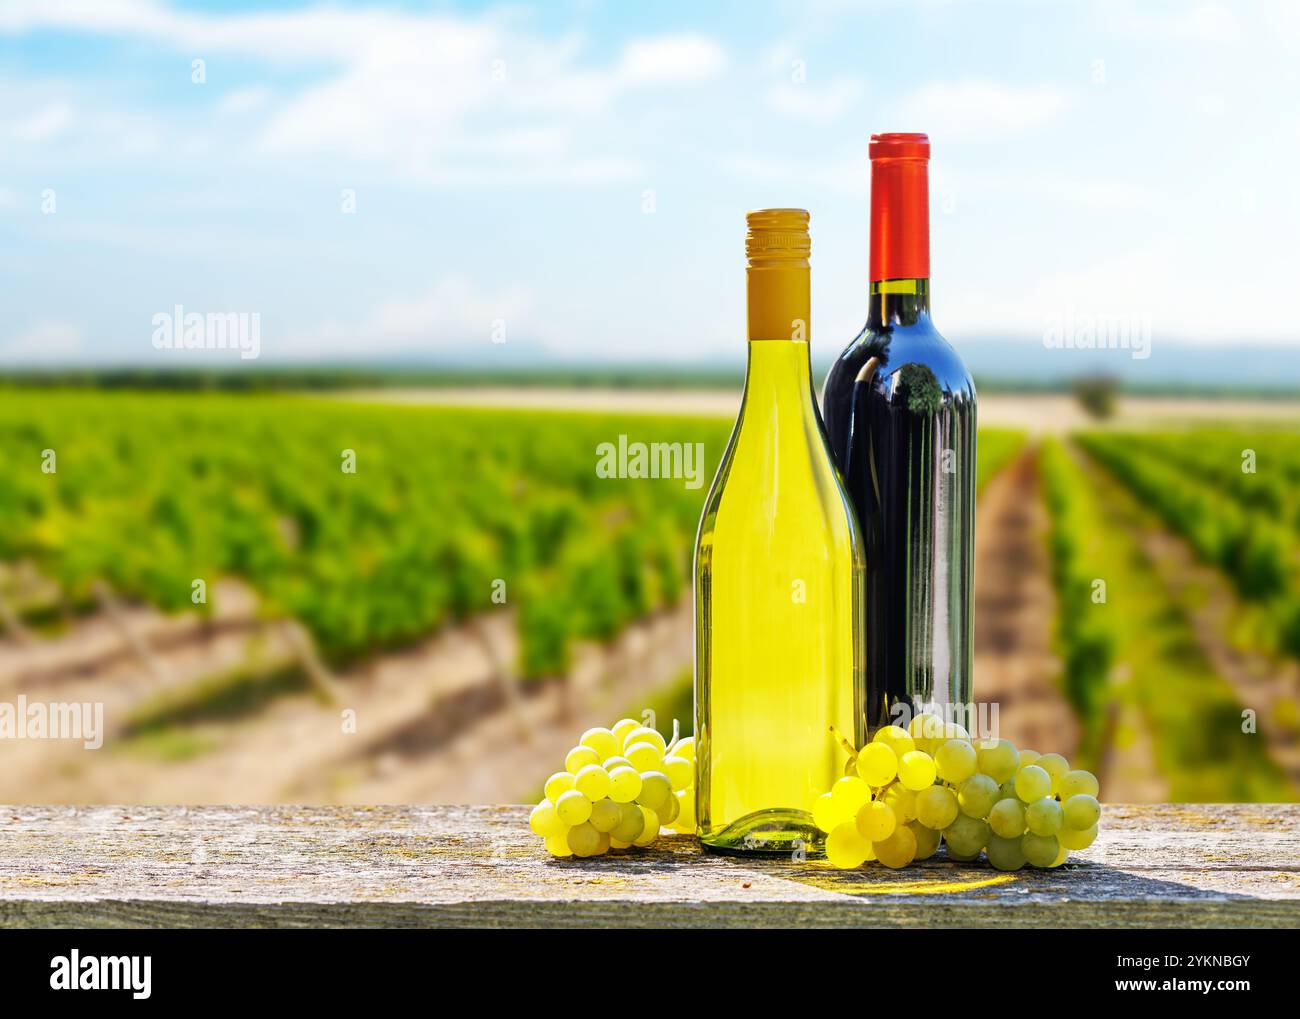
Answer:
[694,209,865,854]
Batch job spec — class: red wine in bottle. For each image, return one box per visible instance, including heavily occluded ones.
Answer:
[821,132,977,734]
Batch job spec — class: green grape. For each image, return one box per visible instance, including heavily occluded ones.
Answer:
[609,837,631,850]
[544,833,574,858]
[1022,832,1060,868]
[1014,765,1052,803]
[624,741,664,772]
[1050,843,1069,867]
[872,724,915,757]
[934,739,977,784]
[942,721,971,742]
[976,739,1019,783]
[1058,769,1100,801]
[831,776,874,816]
[1057,822,1098,851]
[826,822,871,869]
[1017,748,1041,769]
[602,755,633,772]
[632,805,660,846]
[574,764,612,801]
[942,813,989,860]
[637,771,673,812]
[882,782,918,824]
[1063,794,1101,831]
[812,792,847,834]
[907,713,945,755]
[544,771,575,803]
[957,774,998,818]
[588,798,622,833]
[669,736,696,762]
[529,800,567,838]
[897,750,938,791]
[656,793,680,826]
[580,726,620,761]
[915,785,959,830]
[985,834,1027,871]
[856,742,898,786]
[673,789,696,831]
[662,754,693,790]
[874,824,918,869]
[555,789,593,826]
[622,726,666,756]
[567,821,604,857]
[1025,797,1064,836]
[611,801,646,843]
[987,798,1026,838]
[856,800,897,842]
[998,778,1019,802]
[607,766,643,803]
[566,745,600,775]
[909,820,941,861]
[611,718,641,746]
[1036,752,1069,793]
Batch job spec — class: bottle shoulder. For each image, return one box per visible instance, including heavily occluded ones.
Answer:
[824,318,976,404]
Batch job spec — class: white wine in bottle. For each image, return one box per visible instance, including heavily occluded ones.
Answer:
[694,209,865,854]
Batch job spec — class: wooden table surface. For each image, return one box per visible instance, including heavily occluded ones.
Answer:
[1,804,1296,928]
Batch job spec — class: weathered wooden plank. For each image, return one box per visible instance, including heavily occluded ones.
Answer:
[0,804,1296,928]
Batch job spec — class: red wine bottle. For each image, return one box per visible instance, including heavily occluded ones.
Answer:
[821,133,977,734]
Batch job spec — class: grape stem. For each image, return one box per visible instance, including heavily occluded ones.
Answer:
[665,718,682,756]
[828,725,858,763]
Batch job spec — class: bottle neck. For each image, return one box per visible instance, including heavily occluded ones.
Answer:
[746,262,809,342]
[869,150,930,283]
[865,278,931,329]
[743,208,813,396]
[868,138,930,330]
[743,335,811,413]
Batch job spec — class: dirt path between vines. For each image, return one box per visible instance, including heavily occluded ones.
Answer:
[1130,510,1300,791]
[972,447,1079,757]
[296,605,693,805]
[0,590,694,805]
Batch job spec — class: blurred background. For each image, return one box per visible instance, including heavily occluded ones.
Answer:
[1,0,1297,805]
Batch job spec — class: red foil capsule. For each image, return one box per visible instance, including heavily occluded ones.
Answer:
[869,132,930,282]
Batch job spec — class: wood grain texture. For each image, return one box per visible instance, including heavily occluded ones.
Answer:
[0,804,1296,928]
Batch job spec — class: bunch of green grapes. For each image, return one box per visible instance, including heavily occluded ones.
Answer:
[814,714,1101,871]
[529,718,695,858]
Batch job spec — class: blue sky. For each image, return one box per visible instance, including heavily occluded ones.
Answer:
[2,0,1299,371]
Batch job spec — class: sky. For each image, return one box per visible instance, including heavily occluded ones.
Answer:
[2,0,1299,374]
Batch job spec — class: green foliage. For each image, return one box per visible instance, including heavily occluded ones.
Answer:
[0,391,730,677]
[1038,440,1114,742]
[1078,428,1300,638]
[976,429,1026,493]
[1071,376,1119,419]
[1041,438,1293,800]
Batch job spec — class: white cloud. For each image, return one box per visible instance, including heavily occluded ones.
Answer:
[278,278,540,360]
[946,240,1300,343]
[1,321,85,364]
[616,35,727,85]
[10,102,73,141]
[897,80,1067,140]
[767,76,866,122]
[1106,1,1242,44]
[0,3,726,185]
[216,87,271,116]
[720,151,871,193]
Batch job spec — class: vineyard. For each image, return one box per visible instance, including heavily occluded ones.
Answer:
[0,392,729,677]
[0,389,1295,806]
